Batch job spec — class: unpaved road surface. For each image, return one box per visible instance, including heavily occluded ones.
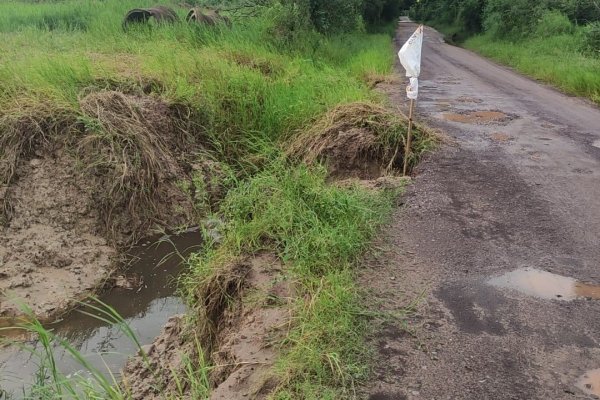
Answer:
[363,21,600,399]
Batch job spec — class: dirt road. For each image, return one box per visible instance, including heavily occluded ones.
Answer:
[364,21,600,399]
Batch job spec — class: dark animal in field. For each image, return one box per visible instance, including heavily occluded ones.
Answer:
[186,7,231,27]
[122,6,179,30]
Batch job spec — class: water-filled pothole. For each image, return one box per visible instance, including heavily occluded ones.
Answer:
[0,230,201,397]
[577,369,600,397]
[488,267,600,301]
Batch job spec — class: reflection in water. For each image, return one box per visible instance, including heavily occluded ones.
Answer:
[577,368,600,397]
[0,230,201,397]
[488,267,600,301]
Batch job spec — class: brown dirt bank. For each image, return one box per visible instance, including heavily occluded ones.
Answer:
[122,253,291,400]
[0,88,215,320]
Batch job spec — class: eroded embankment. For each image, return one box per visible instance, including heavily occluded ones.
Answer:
[118,101,433,399]
[0,85,223,320]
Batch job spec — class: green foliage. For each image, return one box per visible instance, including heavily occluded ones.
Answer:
[363,0,412,24]
[583,21,600,56]
[483,0,544,38]
[534,10,574,37]
[305,0,365,34]
[466,33,600,103]
[411,0,600,40]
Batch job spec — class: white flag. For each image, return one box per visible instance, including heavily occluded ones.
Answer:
[398,25,424,100]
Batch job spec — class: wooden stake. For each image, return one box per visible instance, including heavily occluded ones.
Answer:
[403,98,416,176]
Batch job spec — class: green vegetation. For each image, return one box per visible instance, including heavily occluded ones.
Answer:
[410,0,600,104]
[0,0,431,399]
[465,33,600,103]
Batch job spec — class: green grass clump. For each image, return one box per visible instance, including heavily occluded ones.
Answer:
[185,161,398,398]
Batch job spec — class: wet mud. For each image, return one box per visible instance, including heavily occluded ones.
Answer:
[0,230,200,397]
[122,254,292,400]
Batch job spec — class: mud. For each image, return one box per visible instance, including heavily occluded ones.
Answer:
[0,151,115,319]
[122,254,291,400]
[362,20,600,400]
[442,110,511,124]
[0,90,214,321]
[0,230,199,397]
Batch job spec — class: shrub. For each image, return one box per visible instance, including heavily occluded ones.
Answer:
[534,10,573,37]
[583,21,600,57]
[304,0,364,34]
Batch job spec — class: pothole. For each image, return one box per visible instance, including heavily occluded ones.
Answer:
[455,96,483,104]
[488,267,600,301]
[442,110,513,125]
[489,132,513,143]
[577,369,600,397]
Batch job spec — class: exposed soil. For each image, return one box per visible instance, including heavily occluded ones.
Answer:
[0,89,210,321]
[0,150,115,319]
[122,254,291,400]
[362,20,600,400]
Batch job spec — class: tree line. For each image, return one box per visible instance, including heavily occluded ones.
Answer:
[409,0,600,53]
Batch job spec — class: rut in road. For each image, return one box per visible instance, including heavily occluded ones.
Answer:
[362,21,600,400]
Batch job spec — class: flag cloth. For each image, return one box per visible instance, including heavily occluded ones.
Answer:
[398,25,424,100]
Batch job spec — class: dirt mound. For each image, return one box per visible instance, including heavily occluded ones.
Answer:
[122,254,290,400]
[287,102,425,179]
[0,89,211,319]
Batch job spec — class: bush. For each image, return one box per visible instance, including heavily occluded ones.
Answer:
[483,0,545,38]
[305,0,364,34]
[534,10,573,37]
[583,21,600,57]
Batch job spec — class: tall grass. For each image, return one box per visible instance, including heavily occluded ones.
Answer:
[464,31,600,104]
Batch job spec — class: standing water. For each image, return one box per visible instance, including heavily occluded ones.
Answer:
[0,230,201,397]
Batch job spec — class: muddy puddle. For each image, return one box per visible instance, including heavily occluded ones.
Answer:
[488,267,600,301]
[0,230,201,397]
[443,110,511,124]
[577,368,600,397]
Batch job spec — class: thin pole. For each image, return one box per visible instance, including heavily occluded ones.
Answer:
[403,98,416,176]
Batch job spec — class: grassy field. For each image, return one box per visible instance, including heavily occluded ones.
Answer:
[464,33,600,105]
[0,1,431,398]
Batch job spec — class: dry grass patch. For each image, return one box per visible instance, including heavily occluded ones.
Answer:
[287,102,429,180]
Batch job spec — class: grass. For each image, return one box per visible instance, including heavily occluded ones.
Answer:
[183,161,400,399]
[0,0,432,398]
[464,32,600,104]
